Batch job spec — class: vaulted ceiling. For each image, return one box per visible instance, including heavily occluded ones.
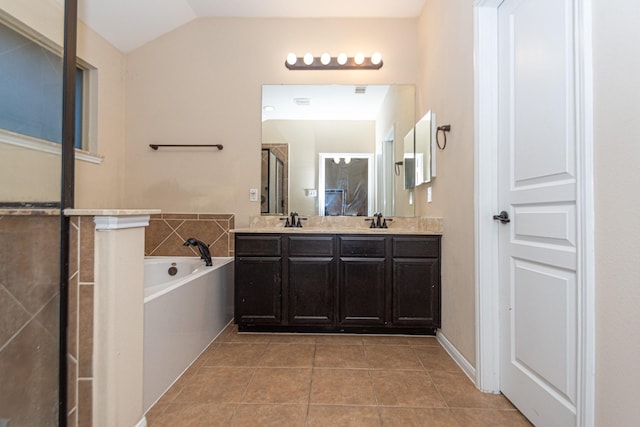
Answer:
[78,0,427,52]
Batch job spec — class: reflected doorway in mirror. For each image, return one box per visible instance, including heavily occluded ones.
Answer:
[319,153,373,216]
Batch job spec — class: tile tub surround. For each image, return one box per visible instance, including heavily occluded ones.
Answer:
[67,215,97,426]
[239,215,443,234]
[0,212,60,426]
[145,324,532,426]
[145,213,235,257]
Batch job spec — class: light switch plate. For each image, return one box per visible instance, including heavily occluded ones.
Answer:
[427,186,432,203]
[249,188,258,202]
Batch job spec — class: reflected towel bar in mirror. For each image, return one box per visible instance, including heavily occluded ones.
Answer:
[149,144,223,150]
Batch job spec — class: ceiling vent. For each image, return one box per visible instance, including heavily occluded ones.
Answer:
[355,86,367,94]
[294,97,311,106]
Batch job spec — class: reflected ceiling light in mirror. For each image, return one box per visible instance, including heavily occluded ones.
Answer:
[332,156,352,164]
[284,52,383,70]
[263,105,275,112]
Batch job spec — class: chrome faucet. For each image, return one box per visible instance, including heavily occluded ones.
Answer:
[183,238,212,266]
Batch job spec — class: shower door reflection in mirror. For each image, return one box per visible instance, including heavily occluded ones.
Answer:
[318,153,373,216]
[261,145,287,215]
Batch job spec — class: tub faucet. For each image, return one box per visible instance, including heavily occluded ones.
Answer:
[183,238,212,266]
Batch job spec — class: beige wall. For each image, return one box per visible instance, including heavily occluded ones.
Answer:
[123,18,419,227]
[74,23,126,208]
[415,0,476,365]
[593,0,640,423]
[0,0,126,208]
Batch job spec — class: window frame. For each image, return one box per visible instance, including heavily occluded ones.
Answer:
[0,12,102,164]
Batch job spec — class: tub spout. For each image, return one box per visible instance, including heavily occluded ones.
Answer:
[183,238,212,266]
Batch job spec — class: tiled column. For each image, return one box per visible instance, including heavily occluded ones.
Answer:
[67,215,96,426]
[65,209,157,427]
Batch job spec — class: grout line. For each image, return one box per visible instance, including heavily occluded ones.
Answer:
[147,220,179,255]
[149,330,512,425]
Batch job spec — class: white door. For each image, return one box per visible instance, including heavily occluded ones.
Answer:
[497,0,578,425]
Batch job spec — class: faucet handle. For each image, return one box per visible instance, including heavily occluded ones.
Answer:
[280,217,291,227]
[296,217,308,228]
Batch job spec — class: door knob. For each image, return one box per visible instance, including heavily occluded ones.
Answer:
[493,211,510,224]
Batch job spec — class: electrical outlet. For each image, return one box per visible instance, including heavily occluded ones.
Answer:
[427,187,432,203]
[249,188,258,202]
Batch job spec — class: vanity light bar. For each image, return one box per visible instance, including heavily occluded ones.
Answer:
[285,52,383,70]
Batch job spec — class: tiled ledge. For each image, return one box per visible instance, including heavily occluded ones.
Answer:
[0,208,60,216]
[234,215,443,235]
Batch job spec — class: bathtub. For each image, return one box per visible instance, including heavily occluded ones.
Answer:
[143,256,234,412]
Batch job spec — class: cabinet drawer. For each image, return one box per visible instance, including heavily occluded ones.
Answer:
[235,234,282,256]
[288,235,335,257]
[339,236,386,257]
[392,236,440,258]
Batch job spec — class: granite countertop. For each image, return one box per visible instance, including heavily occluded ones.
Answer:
[231,227,442,235]
[64,209,161,216]
[232,215,443,235]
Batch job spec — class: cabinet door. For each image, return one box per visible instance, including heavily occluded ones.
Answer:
[339,258,386,326]
[392,258,440,327]
[289,257,335,325]
[235,257,282,324]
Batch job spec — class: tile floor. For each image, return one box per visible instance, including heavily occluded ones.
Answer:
[146,324,532,426]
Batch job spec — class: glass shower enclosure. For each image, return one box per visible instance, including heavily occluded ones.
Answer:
[0,0,76,425]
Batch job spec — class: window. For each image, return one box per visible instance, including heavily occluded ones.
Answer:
[0,17,98,160]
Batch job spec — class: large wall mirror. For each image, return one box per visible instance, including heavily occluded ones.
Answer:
[261,84,416,217]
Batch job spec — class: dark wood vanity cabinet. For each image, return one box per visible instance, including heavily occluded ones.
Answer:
[391,237,441,326]
[338,236,387,326]
[287,235,336,325]
[234,233,441,334]
[234,234,283,325]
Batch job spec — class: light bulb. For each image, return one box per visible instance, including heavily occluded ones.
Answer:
[333,157,341,164]
[354,53,365,65]
[344,157,351,164]
[286,52,297,65]
[337,53,348,65]
[371,52,382,65]
[320,53,331,65]
[303,53,314,65]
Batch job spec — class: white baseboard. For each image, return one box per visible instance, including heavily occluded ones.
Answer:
[134,416,147,427]
[436,331,478,386]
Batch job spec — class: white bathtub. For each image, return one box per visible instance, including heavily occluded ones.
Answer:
[143,256,234,412]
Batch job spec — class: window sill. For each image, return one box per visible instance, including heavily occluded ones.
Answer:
[0,129,104,164]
